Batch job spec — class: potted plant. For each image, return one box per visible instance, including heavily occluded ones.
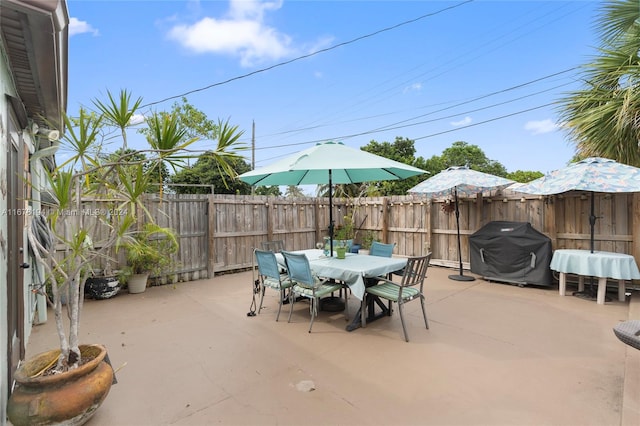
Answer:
[84,261,121,300]
[9,90,245,425]
[333,213,355,258]
[121,223,179,293]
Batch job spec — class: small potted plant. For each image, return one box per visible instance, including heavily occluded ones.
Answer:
[121,223,179,293]
[333,213,355,258]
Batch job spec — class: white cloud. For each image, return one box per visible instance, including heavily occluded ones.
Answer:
[524,119,558,135]
[129,114,146,126]
[450,116,472,127]
[403,83,423,93]
[68,17,99,37]
[167,0,296,67]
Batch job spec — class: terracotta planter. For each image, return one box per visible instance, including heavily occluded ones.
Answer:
[7,344,113,426]
[127,273,149,293]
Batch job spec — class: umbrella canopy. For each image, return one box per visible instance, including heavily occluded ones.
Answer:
[408,166,515,197]
[238,141,427,186]
[511,157,640,195]
[239,141,428,254]
[408,166,515,281]
[512,157,640,253]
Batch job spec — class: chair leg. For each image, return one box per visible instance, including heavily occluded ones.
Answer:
[397,301,410,342]
[287,291,296,323]
[420,295,429,329]
[308,297,317,333]
[258,286,266,314]
[275,288,285,321]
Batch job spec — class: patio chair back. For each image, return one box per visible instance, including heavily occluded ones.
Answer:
[369,241,395,258]
[255,249,281,281]
[398,254,431,290]
[281,251,316,288]
[254,249,293,321]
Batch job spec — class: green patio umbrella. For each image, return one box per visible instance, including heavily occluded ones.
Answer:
[238,141,428,255]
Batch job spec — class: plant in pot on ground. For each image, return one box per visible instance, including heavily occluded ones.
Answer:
[10,89,246,425]
[120,223,179,293]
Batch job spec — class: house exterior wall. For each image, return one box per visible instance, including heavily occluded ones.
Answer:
[0,1,68,423]
[0,49,11,426]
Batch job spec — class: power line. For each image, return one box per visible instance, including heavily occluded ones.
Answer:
[141,0,474,109]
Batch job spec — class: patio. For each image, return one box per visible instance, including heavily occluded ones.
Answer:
[23,265,640,426]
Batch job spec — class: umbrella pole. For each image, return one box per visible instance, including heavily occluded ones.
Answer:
[328,170,334,256]
[574,191,605,302]
[449,187,475,282]
[589,191,596,254]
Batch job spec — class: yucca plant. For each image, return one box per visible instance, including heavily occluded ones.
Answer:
[26,89,244,372]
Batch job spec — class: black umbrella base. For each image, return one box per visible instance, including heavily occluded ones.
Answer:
[449,274,476,282]
[321,296,345,312]
[573,290,611,303]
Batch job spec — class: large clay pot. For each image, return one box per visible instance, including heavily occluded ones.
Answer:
[7,344,113,426]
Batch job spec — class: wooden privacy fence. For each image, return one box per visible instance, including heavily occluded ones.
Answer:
[60,190,640,282]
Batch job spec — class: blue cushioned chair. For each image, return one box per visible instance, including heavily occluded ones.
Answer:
[363,253,432,342]
[364,241,396,287]
[369,241,395,258]
[282,251,345,333]
[255,249,293,321]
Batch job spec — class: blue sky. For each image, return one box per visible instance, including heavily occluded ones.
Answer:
[66,0,603,175]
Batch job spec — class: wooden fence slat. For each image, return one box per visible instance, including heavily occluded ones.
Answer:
[56,191,638,280]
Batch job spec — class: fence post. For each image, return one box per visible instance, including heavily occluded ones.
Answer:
[633,193,640,266]
[266,196,274,242]
[544,195,558,250]
[381,197,389,243]
[207,194,215,278]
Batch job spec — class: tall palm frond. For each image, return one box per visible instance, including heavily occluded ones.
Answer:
[93,89,142,150]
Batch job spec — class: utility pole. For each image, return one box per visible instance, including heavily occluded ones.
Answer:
[251,120,255,195]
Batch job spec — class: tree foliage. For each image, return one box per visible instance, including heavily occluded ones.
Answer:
[556,0,640,166]
[171,153,252,194]
[505,170,544,183]
[360,137,426,196]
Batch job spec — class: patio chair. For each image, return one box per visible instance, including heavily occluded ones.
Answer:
[362,253,432,342]
[261,240,285,253]
[365,241,396,287]
[255,249,293,321]
[369,241,395,257]
[282,251,346,333]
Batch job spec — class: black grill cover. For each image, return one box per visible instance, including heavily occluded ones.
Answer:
[469,221,552,286]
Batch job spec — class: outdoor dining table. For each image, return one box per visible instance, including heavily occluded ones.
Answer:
[550,249,640,304]
[276,249,408,330]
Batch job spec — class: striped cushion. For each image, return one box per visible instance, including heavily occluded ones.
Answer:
[366,283,420,302]
[293,282,342,298]
[263,275,293,290]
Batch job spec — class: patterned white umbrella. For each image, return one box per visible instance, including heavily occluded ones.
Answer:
[408,166,515,281]
[513,157,640,253]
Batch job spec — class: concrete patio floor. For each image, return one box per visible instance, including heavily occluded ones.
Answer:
[23,265,640,426]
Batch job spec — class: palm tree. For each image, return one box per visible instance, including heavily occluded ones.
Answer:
[557,0,640,167]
